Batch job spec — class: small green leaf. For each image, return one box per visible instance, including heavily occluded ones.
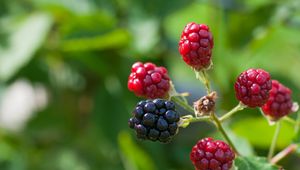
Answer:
[235,156,278,170]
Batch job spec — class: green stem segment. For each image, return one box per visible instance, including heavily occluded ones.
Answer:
[178,116,211,128]
[283,116,296,125]
[219,102,246,122]
[188,116,211,123]
[211,113,239,155]
[195,70,211,94]
[171,96,194,114]
[294,111,300,134]
[271,144,298,164]
[268,121,281,161]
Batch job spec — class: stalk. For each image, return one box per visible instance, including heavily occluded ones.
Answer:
[219,102,246,122]
[211,113,239,155]
[268,121,281,161]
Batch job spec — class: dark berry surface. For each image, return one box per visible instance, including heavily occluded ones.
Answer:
[128,99,180,143]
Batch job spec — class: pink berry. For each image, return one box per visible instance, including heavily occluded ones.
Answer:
[190,138,235,170]
[179,22,214,70]
[234,68,272,108]
[127,62,171,99]
[261,80,293,121]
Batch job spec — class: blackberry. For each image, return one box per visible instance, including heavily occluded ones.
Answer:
[128,99,180,143]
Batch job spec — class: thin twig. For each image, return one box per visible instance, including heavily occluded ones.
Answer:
[271,144,298,164]
[268,121,281,161]
[219,102,246,122]
[211,113,239,155]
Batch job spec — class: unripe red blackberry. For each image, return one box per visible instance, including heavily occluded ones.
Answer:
[261,80,294,121]
[128,99,180,143]
[234,68,272,108]
[178,22,214,70]
[127,62,171,99]
[190,138,235,170]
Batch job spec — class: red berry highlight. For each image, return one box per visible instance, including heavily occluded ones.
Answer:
[179,22,214,70]
[128,62,170,99]
[234,68,272,108]
[261,80,293,121]
[190,138,235,170]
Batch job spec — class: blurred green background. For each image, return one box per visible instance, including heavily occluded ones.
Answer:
[0,0,300,169]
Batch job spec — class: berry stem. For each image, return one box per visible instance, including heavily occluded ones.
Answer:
[294,111,300,134]
[178,115,211,128]
[188,116,211,123]
[210,113,239,155]
[171,96,194,114]
[168,81,189,104]
[195,70,211,94]
[270,144,298,165]
[283,116,296,125]
[219,102,246,122]
[268,121,281,161]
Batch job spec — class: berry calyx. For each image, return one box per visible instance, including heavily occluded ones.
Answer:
[178,22,214,71]
[190,137,235,170]
[128,62,171,99]
[234,68,272,108]
[194,91,217,116]
[128,99,180,143]
[261,80,294,121]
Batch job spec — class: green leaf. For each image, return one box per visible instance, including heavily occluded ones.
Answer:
[235,156,278,170]
[232,116,294,148]
[61,29,130,51]
[0,140,15,161]
[236,0,275,10]
[118,131,156,170]
[227,129,255,157]
[0,13,53,82]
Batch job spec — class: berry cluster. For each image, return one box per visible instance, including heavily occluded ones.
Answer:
[179,22,214,70]
[261,80,293,121]
[128,62,170,99]
[127,21,297,170]
[190,138,235,170]
[128,99,180,143]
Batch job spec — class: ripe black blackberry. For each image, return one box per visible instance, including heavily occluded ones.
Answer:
[128,99,180,143]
